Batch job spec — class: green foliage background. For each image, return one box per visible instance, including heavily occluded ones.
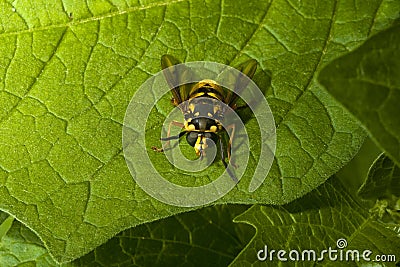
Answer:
[0,0,399,266]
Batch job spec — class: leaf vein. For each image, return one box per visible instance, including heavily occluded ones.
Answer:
[0,0,187,38]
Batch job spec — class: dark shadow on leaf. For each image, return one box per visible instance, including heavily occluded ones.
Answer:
[281,176,360,214]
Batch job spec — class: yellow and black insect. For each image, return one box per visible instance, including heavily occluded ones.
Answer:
[152,55,257,182]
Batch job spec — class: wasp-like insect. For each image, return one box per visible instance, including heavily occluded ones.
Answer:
[152,55,257,182]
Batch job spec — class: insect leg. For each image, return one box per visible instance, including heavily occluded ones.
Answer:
[199,137,204,160]
[152,120,185,152]
[161,120,185,141]
[225,124,236,165]
[160,130,187,141]
[219,137,238,183]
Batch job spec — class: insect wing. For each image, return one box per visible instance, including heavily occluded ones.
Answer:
[161,54,196,105]
[225,59,257,106]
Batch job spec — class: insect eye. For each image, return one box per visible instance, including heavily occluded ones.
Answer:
[186,132,198,147]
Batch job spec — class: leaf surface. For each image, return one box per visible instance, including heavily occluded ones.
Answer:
[0,0,398,262]
[68,205,252,267]
[232,178,400,266]
[0,213,56,267]
[359,153,400,200]
[319,24,400,166]
[0,206,252,267]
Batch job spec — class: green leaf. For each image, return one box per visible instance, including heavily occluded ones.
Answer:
[0,206,252,267]
[319,24,400,166]
[0,0,398,262]
[232,177,400,266]
[336,137,382,196]
[359,153,400,200]
[358,153,400,224]
[0,215,13,241]
[68,205,252,267]
[0,212,56,267]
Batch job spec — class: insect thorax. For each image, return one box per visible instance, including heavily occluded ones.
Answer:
[178,79,225,134]
[183,96,225,133]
